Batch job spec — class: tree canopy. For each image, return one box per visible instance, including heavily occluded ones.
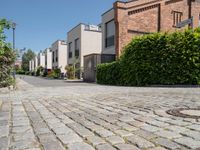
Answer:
[22,49,35,71]
[0,19,16,87]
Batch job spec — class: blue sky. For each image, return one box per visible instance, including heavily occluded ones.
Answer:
[1,0,116,53]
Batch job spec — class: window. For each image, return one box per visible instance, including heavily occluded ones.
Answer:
[52,51,55,63]
[68,42,72,58]
[75,38,79,57]
[172,11,183,27]
[55,50,58,62]
[105,20,115,48]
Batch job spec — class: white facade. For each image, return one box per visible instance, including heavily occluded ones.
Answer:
[51,40,67,73]
[38,52,45,68]
[31,59,35,71]
[44,48,52,70]
[101,8,115,55]
[67,23,102,69]
[29,60,32,71]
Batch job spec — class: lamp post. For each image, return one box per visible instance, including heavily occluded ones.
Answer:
[11,22,16,50]
[11,22,16,79]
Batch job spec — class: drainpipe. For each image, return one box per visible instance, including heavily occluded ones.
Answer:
[188,0,192,28]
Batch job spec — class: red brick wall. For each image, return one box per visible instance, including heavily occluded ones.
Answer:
[114,0,200,57]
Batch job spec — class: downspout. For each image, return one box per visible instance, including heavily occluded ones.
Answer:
[188,0,192,28]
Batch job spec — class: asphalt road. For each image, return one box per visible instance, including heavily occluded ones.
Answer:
[16,75,94,87]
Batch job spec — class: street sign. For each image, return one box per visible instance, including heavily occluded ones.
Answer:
[176,17,193,29]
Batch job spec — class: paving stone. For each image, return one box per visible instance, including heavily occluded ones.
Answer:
[96,143,116,150]
[68,123,94,137]
[12,126,32,134]
[165,120,191,126]
[0,126,9,137]
[86,136,106,146]
[129,120,145,127]
[165,125,189,133]
[146,120,169,127]
[141,124,161,132]
[95,129,114,138]
[114,143,140,150]
[180,129,200,140]
[126,135,155,149]
[114,130,133,137]
[155,130,182,139]
[147,147,167,150]
[174,137,200,149]
[68,142,94,150]
[52,126,74,135]
[37,134,57,143]
[12,120,30,127]
[0,137,8,149]
[187,124,200,131]
[106,136,124,145]
[153,137,181,149]
[133,129,158,140]
[11,139,40,149]
[41,140,65,150]
[34,127,51,135]
[57,132,82,145]
[12,129,35,141]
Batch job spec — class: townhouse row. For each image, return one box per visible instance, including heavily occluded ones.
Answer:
[29,0,200,81]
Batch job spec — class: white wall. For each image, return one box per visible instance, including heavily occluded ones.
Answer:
[45,48,52,70]
[31,59,35,71]
[29,61,32,71]
[34,56,38,70]
[67,24,102,68]
[81,25,102,68]
[51,40,67,73]
[58,41,67,73]
[102,8,116,55]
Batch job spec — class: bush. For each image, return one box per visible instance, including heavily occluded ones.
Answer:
[97,28,200,86]
[16,69,25,75]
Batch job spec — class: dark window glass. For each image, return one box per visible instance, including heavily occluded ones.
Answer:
[68,42,72,58]
[75,38,79,57]
[105,20,115,48]
[172,11,183,27]
[52,51,54,63]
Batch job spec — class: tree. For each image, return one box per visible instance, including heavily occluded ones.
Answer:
[0,19,16,87]
[21,49,35,71]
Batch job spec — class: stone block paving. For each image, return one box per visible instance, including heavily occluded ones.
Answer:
[0,78,200,149]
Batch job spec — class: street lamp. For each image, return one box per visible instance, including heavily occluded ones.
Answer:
[11,22,16,79]
[11,22,16,50]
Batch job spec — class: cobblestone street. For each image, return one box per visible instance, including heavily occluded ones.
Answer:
[0,76,200,150]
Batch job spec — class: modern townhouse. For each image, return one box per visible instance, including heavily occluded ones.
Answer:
[51,40,67,74]
[67,23,102,79]
[44,48,52,71]
[102,0,200,57]
[38,51,45,68]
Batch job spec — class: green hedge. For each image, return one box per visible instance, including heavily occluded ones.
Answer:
[97,28,200,86]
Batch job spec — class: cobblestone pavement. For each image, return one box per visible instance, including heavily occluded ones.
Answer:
[0,76,200,150]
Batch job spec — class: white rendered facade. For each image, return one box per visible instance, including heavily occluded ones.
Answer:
[51,40,67,73]
[67,23,102,70]
[44,48,52,70]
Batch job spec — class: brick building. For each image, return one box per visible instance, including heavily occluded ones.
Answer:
[102,0,200,57]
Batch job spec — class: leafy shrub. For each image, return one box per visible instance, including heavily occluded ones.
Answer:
[97,28,200,86]
[16,69,25,75]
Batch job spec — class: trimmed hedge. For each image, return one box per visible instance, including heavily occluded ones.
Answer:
[97,28,200,86]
